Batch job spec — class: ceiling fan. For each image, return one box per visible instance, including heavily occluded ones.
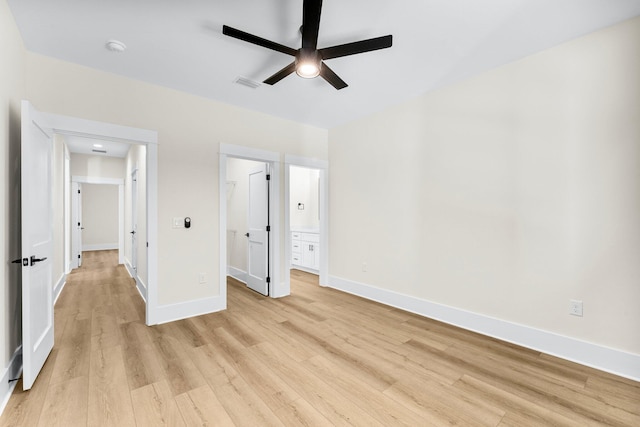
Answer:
[223,0,392,90]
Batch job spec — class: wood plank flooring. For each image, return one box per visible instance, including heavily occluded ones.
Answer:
[1,250,638,426]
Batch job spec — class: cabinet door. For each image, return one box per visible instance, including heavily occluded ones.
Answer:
[303,242,320,270]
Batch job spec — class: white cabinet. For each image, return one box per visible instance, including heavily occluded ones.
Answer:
[291,231,319,271]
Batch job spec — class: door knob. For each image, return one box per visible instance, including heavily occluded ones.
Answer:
[245,232,250,237]
[130,231,136,235]
[30,255,47,266]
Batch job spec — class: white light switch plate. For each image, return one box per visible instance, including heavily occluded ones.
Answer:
[172,217,183,228]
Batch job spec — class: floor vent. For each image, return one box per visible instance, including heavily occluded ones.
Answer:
[234,76,261,89]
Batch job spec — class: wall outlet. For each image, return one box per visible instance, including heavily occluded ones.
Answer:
[198,273,207,284]
[569,299,583,317]
[362,262,367,272]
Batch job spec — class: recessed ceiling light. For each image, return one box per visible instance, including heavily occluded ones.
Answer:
[105,40,126,53]
[93,143,103,148]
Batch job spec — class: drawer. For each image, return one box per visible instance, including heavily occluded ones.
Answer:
[301,233,319,243]
[292,241,302,253]
[292,232,302,240]
[291,255,302,264]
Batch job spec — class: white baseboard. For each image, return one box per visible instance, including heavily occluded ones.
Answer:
[136,277,147,303]
[82,243,118,251]
[290,265,319,275]
[328,275,640,382]
[155,296,226,325]
[227,266,247,284]
[54,273,67,304]
[124,259,136,279]
[0,346,22,418]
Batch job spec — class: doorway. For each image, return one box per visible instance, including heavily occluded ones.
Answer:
[284,155,329,293]
[219,143,281,304]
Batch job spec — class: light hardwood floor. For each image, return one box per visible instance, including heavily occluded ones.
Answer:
[1,250,638,426]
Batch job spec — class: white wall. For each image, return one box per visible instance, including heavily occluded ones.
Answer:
[0,0,24,410]
[24,52,329,308]
[226,157,264,273]
[81,184,119,249]
[290,166,320,230]
[329,17,640,358]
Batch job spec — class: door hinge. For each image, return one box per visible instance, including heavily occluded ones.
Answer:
[266,174,271,181]
[266,276,271,283]
[266,225,271,232]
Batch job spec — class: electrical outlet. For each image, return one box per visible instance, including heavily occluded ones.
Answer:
[198,273,207,284]
[569,299,583,317]
[362,262,367,272]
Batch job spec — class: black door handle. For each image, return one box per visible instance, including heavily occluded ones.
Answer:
[130,231,136,235]
[30,256,47,266]
[245,232,250,237]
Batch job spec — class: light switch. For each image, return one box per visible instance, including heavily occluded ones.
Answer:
[172,217,183,228]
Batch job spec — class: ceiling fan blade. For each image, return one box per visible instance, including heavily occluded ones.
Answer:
[263,62,297,85]
[223,25,297,56]
[319,62,348,90]
[319,35,392,60]
[302,0,322,50]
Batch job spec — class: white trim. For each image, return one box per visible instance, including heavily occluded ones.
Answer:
[124,258,135,279]
[82,243,118,251]
[227,266,247,284]
[71,176,123,185]
[0,346,22,417]
[53,274,67,304]
[328,275,640,382]
[220,143,279,162]
[155,297,225,325]
[136,278,147,303]
[284,155,329,293]
[118,184,124,264]
[219,143,281,300]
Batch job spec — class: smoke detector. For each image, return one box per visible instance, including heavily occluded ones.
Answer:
[105,40,126,53]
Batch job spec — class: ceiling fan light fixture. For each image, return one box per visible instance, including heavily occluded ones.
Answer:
[295,49,321,79]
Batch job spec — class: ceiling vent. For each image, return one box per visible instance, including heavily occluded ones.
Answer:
[234,76,261,89]
[92,149,107,154]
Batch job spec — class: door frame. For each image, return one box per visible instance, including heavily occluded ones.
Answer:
[219,143,281,302]
[284,155,329,292]
[42,109,159,325]
[71,176,125,263]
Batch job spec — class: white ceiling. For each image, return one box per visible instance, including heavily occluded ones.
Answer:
[8,0,640,129]
[64,135,131,158]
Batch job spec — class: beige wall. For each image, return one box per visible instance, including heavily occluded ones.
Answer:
[81,184,119,248]
[290,166,320,230]
[70,153,126,179]
[0,0,25,384]
[24,52,328,306]
[329,17,640,355]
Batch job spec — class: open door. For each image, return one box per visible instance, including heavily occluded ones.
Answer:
[130,169,138,274]
[245,164,270,295]
[71,181,83,268]
[20,100,55,390]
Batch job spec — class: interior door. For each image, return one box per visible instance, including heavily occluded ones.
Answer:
[20,100,55,390]
[71,181,83,268]
[246,164,269,295]
[131,169,138,274]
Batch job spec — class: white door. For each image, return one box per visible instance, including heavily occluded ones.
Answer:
[131,169,138,274]
[246,164,270,295]
[20,100,55,390]
[71,182,83,268]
